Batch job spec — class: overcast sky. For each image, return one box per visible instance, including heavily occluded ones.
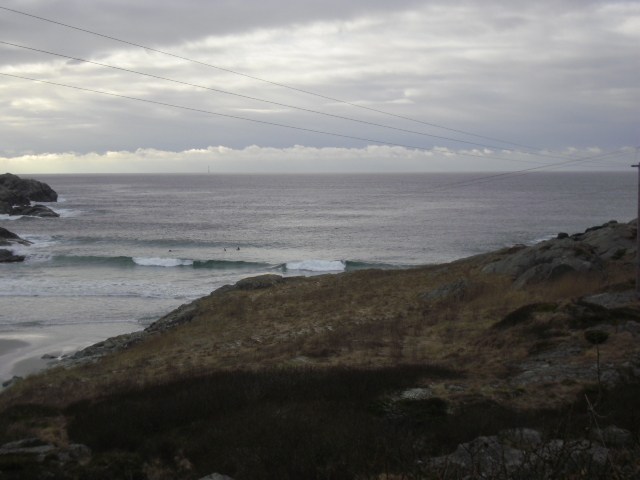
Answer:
[0,0,637,173]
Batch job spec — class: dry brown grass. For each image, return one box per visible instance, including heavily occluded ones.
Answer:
[1,253,636,415]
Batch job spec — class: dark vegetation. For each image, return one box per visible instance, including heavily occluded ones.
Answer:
[1,366,639,479]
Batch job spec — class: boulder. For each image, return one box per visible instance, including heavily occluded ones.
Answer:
[1,375,23,388]
[0,227,32,247]
[198,474,234,480]
[618,320,640,336]
[0,248,25,263]
[590,425,633,447]
[0,173,57,202]
[235,274,285,290]
[11,204,60,218]
[582,292,639,309]
[482,220,638,287]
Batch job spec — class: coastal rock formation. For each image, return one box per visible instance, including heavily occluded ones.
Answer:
[11,204,60,218]
[0,227,32,262]
[481,219,636,287]
[0,172,59,217]
[428,428,614,477]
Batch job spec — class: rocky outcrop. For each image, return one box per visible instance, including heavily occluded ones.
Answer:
[481,220,636,287]
[0,172,58,217]
[428,427,620,478]
[0,438,91,463]
[0,227,32,262]
[0,248,26,263]
[0,173,57,203]
[11,204,60,218]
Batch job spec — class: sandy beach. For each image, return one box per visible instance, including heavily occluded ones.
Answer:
[0,323,143,385]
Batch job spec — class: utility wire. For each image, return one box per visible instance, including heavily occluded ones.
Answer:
[0,71,558,166]
[0,5,584,157]
[0,40,584,162]
[432,148,637,190]
[1,72,632,186]
[412,149,635,193]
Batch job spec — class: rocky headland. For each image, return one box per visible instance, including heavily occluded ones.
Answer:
[0,173,59,218]
[0,219,639,479]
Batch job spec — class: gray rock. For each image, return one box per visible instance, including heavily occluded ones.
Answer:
[582,292,639,309]
[2,375,23,388]
[618,320,640,336]
[11,204,60,218]
[499,428,543,449]
[447,435,524,472]
[68,443,92,458]
[235,274,285,290]
[482,220,638,287]
[591,425,634,447]
[0,227,32,246]
[198,474,234,480]
[400,387,434,400]
[0,438,56,462]
[0,248,26,263]
[586,324,616,334]
[419,279,469,300]
[0,173,58,203]
[41,354,57,360]
[145,303,200,334]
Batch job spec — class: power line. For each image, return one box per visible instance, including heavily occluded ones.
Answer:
[0,71,557,166]
[0,5,583,157]
[0,40,585,162]
[432,149,638,191]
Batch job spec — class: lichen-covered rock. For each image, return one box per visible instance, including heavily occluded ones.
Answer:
[482,219,637,287]
[582,292,639,309]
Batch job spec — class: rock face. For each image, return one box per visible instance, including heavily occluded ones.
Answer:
[0,227,32,262]
[0,172,59,217]
[481,220,636,287]
[11,204,60,218]
[429,428,614,477]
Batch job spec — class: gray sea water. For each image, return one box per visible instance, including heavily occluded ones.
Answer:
[0,172,635,332]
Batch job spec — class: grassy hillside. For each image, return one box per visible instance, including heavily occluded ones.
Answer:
[1,226,639,479]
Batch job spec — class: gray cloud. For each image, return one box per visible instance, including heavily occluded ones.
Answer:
[0,0,637,172]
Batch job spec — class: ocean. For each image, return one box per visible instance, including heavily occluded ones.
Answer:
[0,172,635,378]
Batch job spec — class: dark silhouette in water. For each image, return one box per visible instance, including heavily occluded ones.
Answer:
[237,247,240,251]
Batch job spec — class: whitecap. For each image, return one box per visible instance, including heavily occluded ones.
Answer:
[0,214,24,221]
[285,260,346,272]
[132,257,194,267]
[50,208,82,218]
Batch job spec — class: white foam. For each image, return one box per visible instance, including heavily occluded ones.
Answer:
[286,260,345,272]
[0,214,24,221]
[50,208,81,218]
[133,257,194,267]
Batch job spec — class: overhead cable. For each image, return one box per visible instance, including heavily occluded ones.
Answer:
[0,5,584,157]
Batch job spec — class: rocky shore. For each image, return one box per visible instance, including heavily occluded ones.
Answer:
[0,173,60,264]
[0,173,59,218]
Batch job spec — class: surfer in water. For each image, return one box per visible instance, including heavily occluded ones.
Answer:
[237,247,240,250]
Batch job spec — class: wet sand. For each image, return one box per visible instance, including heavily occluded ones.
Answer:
[0,323,143,385]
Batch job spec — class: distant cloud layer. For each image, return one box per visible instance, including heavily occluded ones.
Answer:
[0,0,637,172]
[1,146,629,174]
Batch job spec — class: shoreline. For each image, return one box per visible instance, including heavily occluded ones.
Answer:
[0,322,144,386]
